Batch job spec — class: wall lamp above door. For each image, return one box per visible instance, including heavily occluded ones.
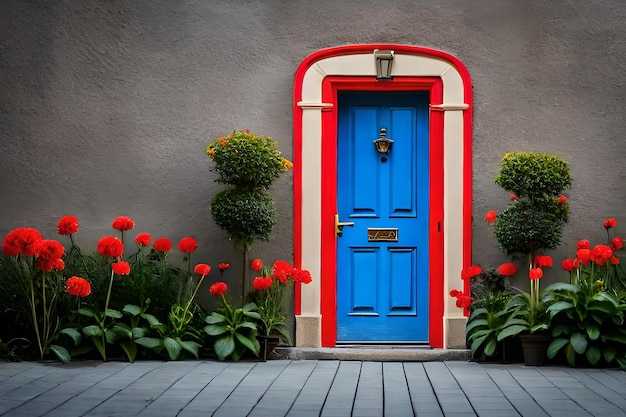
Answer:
[374,49,394,80]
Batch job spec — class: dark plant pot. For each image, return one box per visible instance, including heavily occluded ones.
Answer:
[257,335,280,362]
[520,333,552,366]
[502,335,524,363]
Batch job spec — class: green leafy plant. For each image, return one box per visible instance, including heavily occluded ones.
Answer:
[546,218,626,368]
[1,228,70,362]
[465,292,519,359]
[544,281,626,369]
[204,282,260,361]
[250,260,313,344]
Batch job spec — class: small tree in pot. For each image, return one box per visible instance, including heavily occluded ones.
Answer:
[206,130,292,298]
[479,152,572,364]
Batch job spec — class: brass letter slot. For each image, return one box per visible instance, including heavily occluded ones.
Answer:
[367,228,398,242]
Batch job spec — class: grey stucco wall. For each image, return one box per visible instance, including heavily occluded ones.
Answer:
[1,0,625,301]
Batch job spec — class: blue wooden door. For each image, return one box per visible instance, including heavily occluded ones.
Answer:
[336,91,429,343]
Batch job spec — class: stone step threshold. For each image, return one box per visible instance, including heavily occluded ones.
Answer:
[274,346,470,362]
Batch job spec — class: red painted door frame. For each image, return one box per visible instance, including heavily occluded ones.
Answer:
[318,77,444,347]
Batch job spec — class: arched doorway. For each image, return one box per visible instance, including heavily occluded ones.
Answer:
[293,44,472,348]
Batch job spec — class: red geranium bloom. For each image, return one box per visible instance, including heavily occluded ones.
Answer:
[65,276,91,298]
[134,232,151,247]
[456,293,474,308]
[292,268,313,284]
[612,237,623,250]
[57,215,79,236]
[576,239,591,250]
[557,195,568,204]
[484,210,497,223]
[577,248,591,266]
[561,258,576,272]
[194,263,211,276]
[97,236,124,258]
[153,237,173,252]
[111,216,135,232]
[497,263,518,277]
[35,239,65,272]
[461,265,482,280]
[209,281,228,296]
[112,216,135,231]
[604,218,617,229]
[55,259,65,271]
[273,260,294,283]
[218,262,230,272]
[534,255,553,268]
[2,227,43,257]
[112,261,131,275]
[592,244,613,261]
[449,289,460,297]
[510,194,517,201]
[253,276,273,291]
[178,237,198,253]
[611,256,620,265]
[529,268,543,281]
[251,259,263,271]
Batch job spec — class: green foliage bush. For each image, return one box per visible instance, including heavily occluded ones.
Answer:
[210,187,277,252]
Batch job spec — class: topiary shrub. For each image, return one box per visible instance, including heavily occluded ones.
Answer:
[210,187,277,252]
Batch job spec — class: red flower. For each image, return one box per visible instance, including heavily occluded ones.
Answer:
[35,239,65,272]
[273,260,294,283]
[529,268,543,281]
[112,216,135,231]
[592,244,613,261]
[576,239,591,250]
[218,262,230,272]
[510,194,517,201]
[612,237,623,250]
[576,248,591,266]
[209,281,228,296]
[194,263,211,276]
[153,237,173,253]
[134,232,152,247]
[449,289,460,297]
[65,276,91,298]
[55,259,65,271]
[97,236,124,258]
[57,215,79,236]
[561,258,576,272]
[251,259,263,271]
[178,237,198,253]
[292,268,313,284]
[112,261,131,275]
[456,294,473,309]
[604,218,617,229]
[484,210,497,223]
[253,276,273,291]
[497,263,518,277]
[2,228,43,257]
[534,255,553,268]
[460,265,482,280]
[557,195,568,204]
[611,256,621,265]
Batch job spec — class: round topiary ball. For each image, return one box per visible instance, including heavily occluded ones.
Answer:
[494,201,563,259]
[210,187,277,251]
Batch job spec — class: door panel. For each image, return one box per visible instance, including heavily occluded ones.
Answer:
[336,91,429,343]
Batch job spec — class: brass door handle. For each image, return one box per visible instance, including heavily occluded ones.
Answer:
[335,214,354,237]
